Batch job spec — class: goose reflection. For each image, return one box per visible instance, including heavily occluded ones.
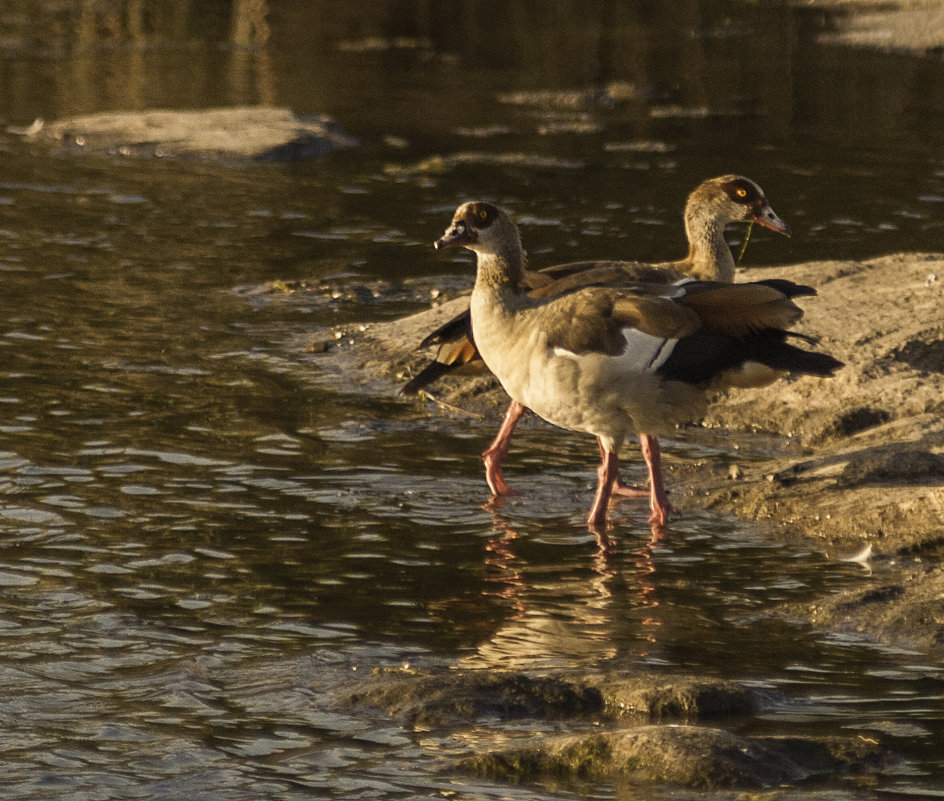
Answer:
[460,501,667,670]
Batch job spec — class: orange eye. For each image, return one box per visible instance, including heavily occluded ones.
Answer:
[736,187,748,198]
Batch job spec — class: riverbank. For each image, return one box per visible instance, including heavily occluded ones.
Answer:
[800,0,944,54]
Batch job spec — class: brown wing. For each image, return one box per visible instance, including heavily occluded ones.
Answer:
[542,288,701,356]
[675,282,804,337]
[529,260,685,299]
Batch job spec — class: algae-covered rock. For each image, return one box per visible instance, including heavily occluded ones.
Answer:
[837,447,944,489]
[339,669,604,727]
[462,725,897,789]
[339,668,776,728]
[593,675,763,720]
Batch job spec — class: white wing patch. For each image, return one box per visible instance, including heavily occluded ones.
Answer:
[670,277,696,295]
[552,346,580,360]
[552,330,680,375]
[619,329,678,373]
[722,361,785,388]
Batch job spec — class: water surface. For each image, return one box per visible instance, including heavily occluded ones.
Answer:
[0,2,943,798]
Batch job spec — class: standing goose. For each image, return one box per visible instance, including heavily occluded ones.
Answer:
[409,176,791,521]
[434,201,841,531]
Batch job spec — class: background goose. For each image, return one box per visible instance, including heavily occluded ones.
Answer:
[434,201,841,531]
[413,176,791,517]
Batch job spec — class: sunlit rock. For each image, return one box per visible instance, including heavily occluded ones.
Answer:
[25,107,358,161]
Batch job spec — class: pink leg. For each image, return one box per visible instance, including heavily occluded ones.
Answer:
[482,400,525,496]
[601,438,649,498]
[640,433,678,526]
[587,449,620,531]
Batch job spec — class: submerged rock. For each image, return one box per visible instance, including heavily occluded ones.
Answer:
[794,561,944,652]
[462,724,897,789]
[339,669,604,727]
[593,675,763,720]
[338,668,774,728]
[27,106,357,161]
[335,668,876,790]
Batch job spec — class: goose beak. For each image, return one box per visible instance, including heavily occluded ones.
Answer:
[434,220,474,250]
[754,206,791,237]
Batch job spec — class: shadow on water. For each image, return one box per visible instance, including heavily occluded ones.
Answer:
[0,1,943,798]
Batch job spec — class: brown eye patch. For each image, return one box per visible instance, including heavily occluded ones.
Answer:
[721,179,761,205]
[465,201,499,228]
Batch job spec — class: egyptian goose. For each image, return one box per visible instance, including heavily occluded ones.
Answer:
[434,201,841,532]
[409,176,790,520]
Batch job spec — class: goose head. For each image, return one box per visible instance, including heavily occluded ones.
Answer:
[434,201,521,256]
[693,175,791,236]
[435,201,526,287]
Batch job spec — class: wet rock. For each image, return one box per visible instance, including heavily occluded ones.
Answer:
[339,668,772,728]
[334,667,899,790]
[28,107,357,161]
[237,277,410,304]
[592,675,763,720]
[384,151,585,178]
[814,0,944,55]
[849,585,906,605]
[497,82,641,110]
[838,448,944,488]
[461,725,897,789]
[795,563,944,653]
[339,670,604,727]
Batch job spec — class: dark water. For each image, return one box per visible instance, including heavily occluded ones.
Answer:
[0,2,943,799]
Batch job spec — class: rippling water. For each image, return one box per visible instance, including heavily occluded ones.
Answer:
[1,2,944,799]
